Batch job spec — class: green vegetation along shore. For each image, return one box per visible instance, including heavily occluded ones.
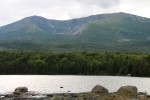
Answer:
[0,51,150,77]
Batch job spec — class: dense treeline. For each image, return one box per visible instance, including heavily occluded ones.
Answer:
[0,51,150,77]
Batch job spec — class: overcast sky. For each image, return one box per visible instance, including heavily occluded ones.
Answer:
[0,0,150,26]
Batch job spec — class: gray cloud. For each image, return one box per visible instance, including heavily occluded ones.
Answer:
[78,0,120,8]
[0,0,150,26]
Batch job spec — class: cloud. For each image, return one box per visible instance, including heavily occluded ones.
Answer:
[78,0,120,9]
[0,0,150,26]
[0,0,121,26]
[118,0,150,18]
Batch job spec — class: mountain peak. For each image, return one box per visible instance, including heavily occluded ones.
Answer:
[22,15,48,21]
[0,12,150,52]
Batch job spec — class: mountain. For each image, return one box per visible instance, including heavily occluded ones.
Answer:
[0,12,150,52]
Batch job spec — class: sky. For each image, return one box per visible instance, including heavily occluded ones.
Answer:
[0,0,150,26]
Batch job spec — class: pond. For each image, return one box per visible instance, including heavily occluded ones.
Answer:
[0,75,149,94]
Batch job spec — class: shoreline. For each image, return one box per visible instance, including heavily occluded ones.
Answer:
[0,85,149,100]
[1,92,149,100]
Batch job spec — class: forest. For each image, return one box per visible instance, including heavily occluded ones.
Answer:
[0,51,150,77]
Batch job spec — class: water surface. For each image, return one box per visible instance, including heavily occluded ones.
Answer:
[0,75,149,94]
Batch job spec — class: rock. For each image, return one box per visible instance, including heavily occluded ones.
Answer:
[117,85,138,96]
[0,95,5,99]
[138,92,147,95]
[13,87,28,95]
[138,95,148,100]
[47,94,54,97]
[147,95,150,98]
[5,94,14,98]
[60,86,63,88]
[91,85,108,93]
[26,91,39,96]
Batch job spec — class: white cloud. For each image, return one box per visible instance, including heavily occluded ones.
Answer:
[119,0,150,17]
[0,0,150,26]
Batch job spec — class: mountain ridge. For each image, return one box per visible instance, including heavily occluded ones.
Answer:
[0,12,150,52]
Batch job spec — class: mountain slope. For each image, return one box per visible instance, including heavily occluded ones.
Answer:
[0,12,150,52]
[77,13,150,43]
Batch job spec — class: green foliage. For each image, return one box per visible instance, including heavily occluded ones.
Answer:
[0,51,150,77]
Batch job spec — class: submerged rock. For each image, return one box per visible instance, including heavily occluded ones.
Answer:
[91,85,108,93]
[117,85,138,96]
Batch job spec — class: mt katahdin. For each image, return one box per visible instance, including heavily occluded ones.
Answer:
[0,12,150,52]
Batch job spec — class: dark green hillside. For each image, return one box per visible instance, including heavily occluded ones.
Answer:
[0,12,150,52]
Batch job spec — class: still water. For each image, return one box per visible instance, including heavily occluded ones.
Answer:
[0,75,149,94]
